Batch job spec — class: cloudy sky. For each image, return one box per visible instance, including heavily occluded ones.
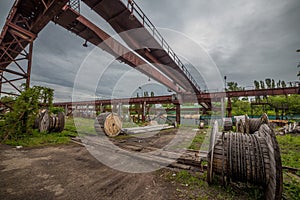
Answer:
[1,0,299,102]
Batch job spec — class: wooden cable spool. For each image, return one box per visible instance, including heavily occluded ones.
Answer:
[207,114,282,200]
[39,109,50,132]
[94,113,122,137]
[49,112,65,132]
[223,118,233,131]
[37,110,65,133]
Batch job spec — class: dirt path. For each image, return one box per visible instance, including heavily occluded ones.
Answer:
[0,143,179,200]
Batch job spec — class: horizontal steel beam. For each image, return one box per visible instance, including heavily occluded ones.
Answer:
[0,68,27,77]
[54,87,299,107]
[55,6,181,93]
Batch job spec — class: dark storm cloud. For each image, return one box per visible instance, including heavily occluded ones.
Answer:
[139,0,300,86]
[1,0,299,101]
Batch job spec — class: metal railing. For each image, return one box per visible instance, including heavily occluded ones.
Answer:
[68,0,80,13]
[120,0,201,92]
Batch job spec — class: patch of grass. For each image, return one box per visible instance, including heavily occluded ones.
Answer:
[64,117,78,133]
[189,130,207,150]
[2,117,78,147]
[282,172,300,200]
[4,129,71,147]
[166,170,242,199]
[73,117,96,134]
[122,122,139,128]
[276,134,300,199]
[276,134,300,169]
[173,170,207,189]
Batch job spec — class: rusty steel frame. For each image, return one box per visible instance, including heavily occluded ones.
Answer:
[0,0,69,97]
[0,29,35,95]
[54,87,299,107]
[82,0,201,93]
[54,6,182,93]
[54,86,299,111]
[54,87,299,125]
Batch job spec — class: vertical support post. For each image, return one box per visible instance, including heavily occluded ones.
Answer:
[118,102,122,117]
[0,72,2,97]
[221,97,225,120]
[142,101,146,122]
[65,104,68,115]
[138,104,141,123]
[25,42,33,89]
[175,103,180,126]
[227,97,232,117]
[112,103,117,113]
[100,103,103,113]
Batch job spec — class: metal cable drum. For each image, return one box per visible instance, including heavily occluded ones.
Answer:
[207,114,282,200]
[236,113,269,134]
[94,113,122,137]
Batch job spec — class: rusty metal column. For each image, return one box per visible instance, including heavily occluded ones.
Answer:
[227,97,232,117]
[0,72,2,97]
[175,103,181,126]
[25,42,33,89]
[142,101,146,122]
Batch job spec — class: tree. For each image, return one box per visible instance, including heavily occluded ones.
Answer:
[297,49,300,79]
[277,80,281,88]
[227,82,242,102]
[231,99,251,116]
[265,78,271,89]
[254,80,260,89]
[1,86,54,140]
[260,81,265,89]
[271,79,275,88]
[227,82,241,91]
[281,81,286,88]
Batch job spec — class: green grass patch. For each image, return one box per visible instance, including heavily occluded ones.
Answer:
[172,170,207,188]
[282,172,300,200]
[73,117,96,134]
[166,170,243,199]
[4,129,72,147]
[276,134,300,169]
[2,117,78,147]
[189,130,207,150]
[277,134,300,199]
[122,122,139,128]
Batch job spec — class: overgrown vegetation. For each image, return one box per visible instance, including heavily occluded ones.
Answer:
[0,86,76,146]
[166,170,261,200]
[2,117,77,147]
[276,134,300,199]
[277,134,300,170]
[225,80,300,117]
[189,130,207,150]
[0,86,53,140]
